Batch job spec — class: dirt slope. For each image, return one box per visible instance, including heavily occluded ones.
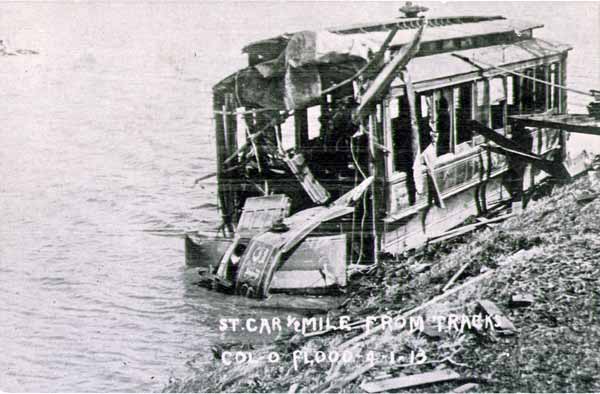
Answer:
[165,176,600,393]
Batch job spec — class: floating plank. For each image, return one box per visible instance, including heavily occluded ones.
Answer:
[478,299,516,333]
[361,369,460,393]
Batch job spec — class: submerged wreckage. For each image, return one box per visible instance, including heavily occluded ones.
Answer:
[186,5,600,298]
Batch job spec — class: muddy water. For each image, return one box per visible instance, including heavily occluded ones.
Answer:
[0,2,598,392]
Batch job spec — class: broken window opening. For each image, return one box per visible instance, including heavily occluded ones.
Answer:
[454,83,473,146]
[391,94,413,173]
[474,79,489,126]
[551,62,561,112]
[490,77,506,130]
[534,65,547,113]
[300,97,363,198]
[507,75,520,116]
[435,91,452,157]
[417,93,434,149]
[522,68,535,113]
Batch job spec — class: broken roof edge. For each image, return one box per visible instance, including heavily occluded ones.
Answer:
[328,14,505,34]
[388,38,572,93]
[241,15,536,55]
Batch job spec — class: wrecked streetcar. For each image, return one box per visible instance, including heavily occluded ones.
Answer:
[185,7,593,299]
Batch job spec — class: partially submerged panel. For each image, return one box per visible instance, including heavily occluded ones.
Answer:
[271,234,348,291]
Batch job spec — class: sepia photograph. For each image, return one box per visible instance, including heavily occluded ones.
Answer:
[1,1,599,392]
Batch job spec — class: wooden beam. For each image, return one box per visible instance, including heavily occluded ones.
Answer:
[510,115,600,137]
[354,22,425,122]
[469,120,572,181]
[213,93,234,233]
[453,383,480,393]
[482,144,571,181]
[368,111,385,265]
[361,369,460,393]
[422,144,446,208]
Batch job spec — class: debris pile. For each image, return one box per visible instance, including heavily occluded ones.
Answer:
[165,176,599,393]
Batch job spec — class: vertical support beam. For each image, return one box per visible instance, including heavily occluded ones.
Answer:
[518,73,525,114]
[560,55,568,161]
[560,55,568,114]
[403,70,424,196]
[294,109,309,149]
[223,94,238,225]
[383,97,395,180]
[321,98,331,151]
[213,93,234,234]
[532,67,537,111]
[471,82,477,143]
[483,78,491,128]
[446,88,455,153]
[502,76,508,135]
[544,64,552,111]
[368,106,385,265]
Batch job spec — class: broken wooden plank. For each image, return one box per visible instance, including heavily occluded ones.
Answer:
[410,262,432,274]
[281,153,330,204]
[469,120,572,181]
[510,113,600,137]
[478,299,516,334]
[320,27,399,96]
[340,269,496,349]
[575,192,600,204]
[509,293,535,308]
[428,213,514,245]
[360,369,460,393]
[442,260,472,292]
[482,143,572,181]
[354,22,425,122]
[422,143,446,208]
[453,383,480,393]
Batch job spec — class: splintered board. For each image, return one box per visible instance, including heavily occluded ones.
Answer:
[361,369,461,393]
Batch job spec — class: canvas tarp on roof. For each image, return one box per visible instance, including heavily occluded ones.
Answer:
[215,30,379,109]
